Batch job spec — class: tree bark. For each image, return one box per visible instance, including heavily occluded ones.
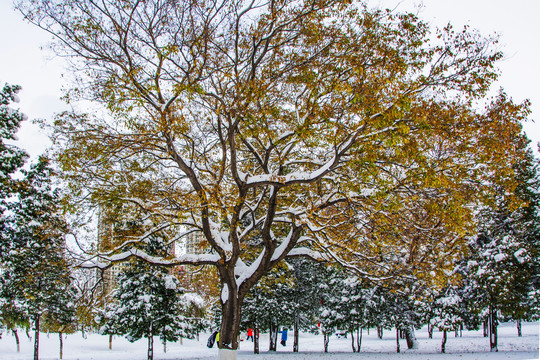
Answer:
[441,329,447,353]
[254,322,259,354]
[293,313,299,352]
[12,329,20,352]
[428,323,433,339]
[59,332,63,359]
[323,331,329,353]
[377,326,383,339]
[109,334,113,350]
[483,319,488,338]
[33,316,40,360]
[489,305,498,352]
[357,327,362,353]
[147,323,154,360]
[350,330,356,352]
[219,284,243,352]
[405,327,415,349]
[269,320,278,351]
[163,338,167,353]
[517,319,522,337]
[395,327,400,353]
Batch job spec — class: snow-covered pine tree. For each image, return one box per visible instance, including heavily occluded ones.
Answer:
[0,84,28,259]
[465,149,540,352]
[289,258,329,352]
[241,263,295,352]
[0,158,76,360]
[430,286,464,353]
[99,237,197,360]
[0,84,30,352]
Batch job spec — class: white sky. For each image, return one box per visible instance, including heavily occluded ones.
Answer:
[0,0,538,159]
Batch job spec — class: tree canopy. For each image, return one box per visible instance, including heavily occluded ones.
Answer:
[18,0,531,354]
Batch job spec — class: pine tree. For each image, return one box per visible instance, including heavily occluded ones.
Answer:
[465,149,540,351]
[99,238,197,360]
[0,158,76,360]
[0,83,28,259]
[430,286,464,353]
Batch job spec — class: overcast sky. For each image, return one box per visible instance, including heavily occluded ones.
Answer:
[0,0,539,159]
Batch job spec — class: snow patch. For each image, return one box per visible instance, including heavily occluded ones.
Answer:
[221,283,229,304]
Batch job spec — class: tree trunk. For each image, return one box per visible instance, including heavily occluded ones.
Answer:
[377,326,383,339]
[350,330,356,352]
[293,313,299,353]
[405,327,415,349]
[395,327,400,353]
[483,319,488,338]
[269,320,278,351]
[254,322,259,354]
[33,316,40,360]
[59,332,63,359]
[517,319,522,337]
[460,324,463,337]
[12,329,20,352]
[428,323,433,339]
[489,305,498,352]
[357,327,362,353]
[219,285,242,354]
[147,323,154,360]
[323,331,329,353]
[441,329,447,353]
[163,338,167,353]
[109,334,113,350]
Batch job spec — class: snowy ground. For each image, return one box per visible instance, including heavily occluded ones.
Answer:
[1,321,538,360]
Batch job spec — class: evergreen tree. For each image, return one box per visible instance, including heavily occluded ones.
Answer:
[0,158,76,360]
[0,83,28,258]
[99,238,197,360]
[465,150,540,351]
[430,286,464,353]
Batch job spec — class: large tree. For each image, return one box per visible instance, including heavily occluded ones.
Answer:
[18,1,530,358]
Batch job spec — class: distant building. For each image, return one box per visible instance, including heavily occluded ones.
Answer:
[96,205,176,296]
[185,231,207,255]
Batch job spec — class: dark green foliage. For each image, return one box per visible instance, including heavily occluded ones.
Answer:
[98,238,200,359]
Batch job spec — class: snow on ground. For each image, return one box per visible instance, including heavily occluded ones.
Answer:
[0,321,538,360]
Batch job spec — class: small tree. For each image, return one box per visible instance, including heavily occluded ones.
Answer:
[99,239,197,360]
[430,287,464,353]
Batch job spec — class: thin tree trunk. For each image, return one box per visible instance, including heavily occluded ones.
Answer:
[163,338,166,353]
[441,329,447,353]
[460,324,463,337]
[293,313,299,352]
[59,332,63,359]
[269,320,278,351]
[483,319,488,338]
[33,316,40,360]
[517,319,522,337]
[12,329,20,352]
[323,331,329,353]
[109,334,113,350]
[489,305,498,352]
[396,327,400,353]
[358,327,362,353]
[428,323,433,339]
[350,330,356,352]
[254,322,259,354]
[377,326,383,339]
[147,323,153,360]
